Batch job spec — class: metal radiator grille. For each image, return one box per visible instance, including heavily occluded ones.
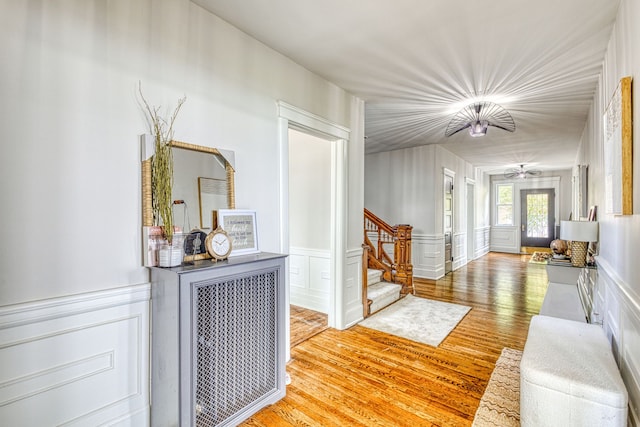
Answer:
[194,270,278,426]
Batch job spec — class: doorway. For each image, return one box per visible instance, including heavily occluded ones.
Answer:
[466,180,475,263]
[444,172,454,274]
[520,188,555,248]
[277,101,350,359]
[288,129,330,346]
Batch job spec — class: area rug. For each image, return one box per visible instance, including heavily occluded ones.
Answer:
[472,347,522,427]
[529,251,551,264]
[359,294,471,347]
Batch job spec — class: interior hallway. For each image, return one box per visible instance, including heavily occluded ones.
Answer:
[243,252,547,426]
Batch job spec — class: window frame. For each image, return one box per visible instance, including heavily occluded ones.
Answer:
[495,183,514,226]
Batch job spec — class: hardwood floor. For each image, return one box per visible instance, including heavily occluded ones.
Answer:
[290,305,329,347]
[242,252,548,426]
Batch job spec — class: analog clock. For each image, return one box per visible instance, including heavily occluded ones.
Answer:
[205,226,232,261]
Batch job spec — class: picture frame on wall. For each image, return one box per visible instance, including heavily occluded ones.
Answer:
[216,209,259,256]
[603,76,633,215]
[587,205,598,264]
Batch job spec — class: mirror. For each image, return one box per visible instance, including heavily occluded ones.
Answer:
[141,137,235,265]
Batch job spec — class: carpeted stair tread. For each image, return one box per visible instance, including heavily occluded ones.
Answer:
[367,268,383,285]
[367,282,401,299]
[368,282,402,314]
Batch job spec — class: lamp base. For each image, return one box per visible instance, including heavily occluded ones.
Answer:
[570,241,588,267]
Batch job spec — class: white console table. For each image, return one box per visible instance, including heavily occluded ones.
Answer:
[541,263,597,323]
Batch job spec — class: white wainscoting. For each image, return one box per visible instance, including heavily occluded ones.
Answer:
[490,226,519,253]
[413,234,445,280]
[452,231,467,271]
[343,248,364,328]
[595,257,640,426]
[0,284,150,426]
[289,247,330,313]
[475,226,491,259]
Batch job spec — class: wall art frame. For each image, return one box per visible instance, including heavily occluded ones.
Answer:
[216,209,259,256]
[603,76,633,215]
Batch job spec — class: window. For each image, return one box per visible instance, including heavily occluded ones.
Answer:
[496,183,513,225]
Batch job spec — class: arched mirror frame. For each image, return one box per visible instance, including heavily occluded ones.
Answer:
[141,138,235,265]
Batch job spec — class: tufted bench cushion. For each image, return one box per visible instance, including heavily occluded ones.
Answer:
[520,315,628,426]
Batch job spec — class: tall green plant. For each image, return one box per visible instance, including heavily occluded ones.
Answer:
[139,83,186,244]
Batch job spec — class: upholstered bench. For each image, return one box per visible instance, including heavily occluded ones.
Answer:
[521,315,628,426]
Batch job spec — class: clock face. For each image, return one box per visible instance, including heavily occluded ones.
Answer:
[205,228,232,260]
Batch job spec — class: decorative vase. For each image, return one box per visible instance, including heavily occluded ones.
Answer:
[158,232,186,267]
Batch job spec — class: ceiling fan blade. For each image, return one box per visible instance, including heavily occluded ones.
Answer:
[504,171,518,179]
[527,169,542,176]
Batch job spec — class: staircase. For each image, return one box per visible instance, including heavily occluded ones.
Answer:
[362,209,413,318]
[366,268,402,314]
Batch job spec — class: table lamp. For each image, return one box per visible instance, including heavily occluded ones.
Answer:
[560,220,599,267]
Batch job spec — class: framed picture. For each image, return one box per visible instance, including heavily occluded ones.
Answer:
[603,76,633,215]
[587,206,598,261]
[216,209,259,256]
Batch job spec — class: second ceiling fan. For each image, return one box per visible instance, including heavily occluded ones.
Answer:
[504,164,541,179]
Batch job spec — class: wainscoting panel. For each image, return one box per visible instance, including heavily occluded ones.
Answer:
[343,248,364,329]
[596,258,640,426]
[413,234,444,279]
[475,226,491,259]
[0,284,150,426]
[452,232,467,271]
[289,247,330,313]
[490,226,518,253]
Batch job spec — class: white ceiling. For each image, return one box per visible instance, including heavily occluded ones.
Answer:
[192,0,620,174]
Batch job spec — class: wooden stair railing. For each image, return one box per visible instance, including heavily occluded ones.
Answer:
[363,209,413,308]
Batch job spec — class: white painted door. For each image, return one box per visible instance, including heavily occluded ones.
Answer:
[444,174,454,274]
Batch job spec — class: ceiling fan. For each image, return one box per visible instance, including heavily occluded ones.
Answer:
[504,164,542,179]
[445,101,516,137]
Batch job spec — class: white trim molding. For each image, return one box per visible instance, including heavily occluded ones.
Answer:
[344,247,364,328]
[452,231,467,270]
[277,100,351,330]
[0,284,151,426]
[475,226,491,259]
[595,257,640,426]
[490,226,519,253]
[413,234,445,279]
[289,247,331,313]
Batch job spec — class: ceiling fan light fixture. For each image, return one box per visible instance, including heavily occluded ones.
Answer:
[504,164,542,179]
[469,120,488,137]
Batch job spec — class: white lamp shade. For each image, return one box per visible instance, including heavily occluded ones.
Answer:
[560,220,598,242]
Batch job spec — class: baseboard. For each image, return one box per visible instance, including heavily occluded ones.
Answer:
[0,284,151,426]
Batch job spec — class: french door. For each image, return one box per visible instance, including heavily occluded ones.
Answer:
[520,188,555,248]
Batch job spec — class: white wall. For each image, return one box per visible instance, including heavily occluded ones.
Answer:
[489,170,572,253]
[0,0,361,304]
[289,129,331,250]
[289,129,331,312]
[364,144,482,279]
[0,1,364,424]
[576,0,640,423]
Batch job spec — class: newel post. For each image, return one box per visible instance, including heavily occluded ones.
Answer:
[394,224,413,295]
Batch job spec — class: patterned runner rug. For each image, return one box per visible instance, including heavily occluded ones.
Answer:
[529,251,551,264]
[359,294,470,347]
[472,347,522,426]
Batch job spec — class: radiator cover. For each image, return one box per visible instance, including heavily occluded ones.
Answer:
[150,253,287,427]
